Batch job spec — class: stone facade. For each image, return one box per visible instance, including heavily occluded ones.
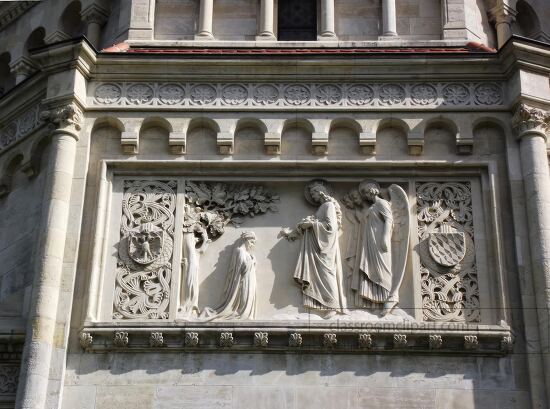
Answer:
[0,1,550,409]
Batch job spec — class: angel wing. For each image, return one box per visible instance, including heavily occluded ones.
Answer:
[388,184,410,304]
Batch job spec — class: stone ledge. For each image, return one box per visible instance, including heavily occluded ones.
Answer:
[80,323,512,355]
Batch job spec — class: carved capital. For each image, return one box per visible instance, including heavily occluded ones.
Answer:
[81,3,109,25]
[512,104,550,140]
[9,56,38,77]
[39,102,83,138]
[488,4,517,24]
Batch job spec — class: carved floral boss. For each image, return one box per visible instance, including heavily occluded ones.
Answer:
[91,82,504,108]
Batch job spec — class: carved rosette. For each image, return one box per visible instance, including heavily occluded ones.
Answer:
[149,332,164,347]
[219,332,234,347]
[323,333,337,348]
[113,180,176,320]
[113,331,129,347]
[289,333,303,347]
[428,334,443,350]
[416,182,480,323]
[79,332,93,349]
[512,104,550,139]
[358,333,373,349]
[393,334,407,348]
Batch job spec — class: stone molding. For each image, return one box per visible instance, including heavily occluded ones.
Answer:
[512,104,550,140]
[79,324,512,355]
[81,3,109,26]
[90,81,505,110]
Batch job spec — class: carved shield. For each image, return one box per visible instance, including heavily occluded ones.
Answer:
[428,231,466,267]
[128,223,164,265]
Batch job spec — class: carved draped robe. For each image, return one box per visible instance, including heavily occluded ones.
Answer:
[353,197,394,304]
[202,243,257,320]
[293,201,343,310]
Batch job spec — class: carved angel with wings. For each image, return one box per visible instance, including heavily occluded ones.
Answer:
[349,180,410,315]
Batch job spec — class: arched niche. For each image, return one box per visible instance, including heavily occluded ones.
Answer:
[91,118,124,158]
[472,118,507,156]
[0,52,15,97]
[281,118,313,158]
[139,117,172,156]
[60,1,85,38]
[25,27,46,52]
[423,118,458,156]
[512,0,541,39]
[328,118,362,158]
[186,117,219,156]
[375,118,409,157]
[234,118,267,157]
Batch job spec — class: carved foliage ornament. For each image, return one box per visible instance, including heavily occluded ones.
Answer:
[40,102,83,132]
[417,182,480,323]
[512,104,550,137]
[113,180,176,320]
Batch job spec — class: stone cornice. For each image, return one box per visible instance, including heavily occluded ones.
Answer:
[512,103,550,139]
[79,323,513,355]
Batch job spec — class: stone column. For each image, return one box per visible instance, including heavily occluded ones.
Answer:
[15,103,82,409]
[81,4,109,48]
[489,5,516,48]
[196,0,214,40]
[256,0,276,40]
[513,103,550,398]
[318,0,337,40]
[381,0,398,37]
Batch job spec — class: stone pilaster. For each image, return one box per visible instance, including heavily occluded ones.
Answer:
[512,103,550,401]
[15,102,82,409]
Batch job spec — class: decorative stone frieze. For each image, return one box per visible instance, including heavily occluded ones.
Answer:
[512,104,550,139]
[0,104,42,152]
[417,182,480,322]
[90,82,504,110]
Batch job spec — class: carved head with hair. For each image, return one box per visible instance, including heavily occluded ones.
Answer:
[240,231,256,251]
[358,179,381,203]
[304,179,342,228]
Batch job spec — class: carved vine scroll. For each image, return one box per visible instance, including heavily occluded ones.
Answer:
[416,182,480,322]
[113,180,177,320]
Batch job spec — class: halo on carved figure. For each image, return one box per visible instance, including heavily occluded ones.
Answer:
[304,179,333,206]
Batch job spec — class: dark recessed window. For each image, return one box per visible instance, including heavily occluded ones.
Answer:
[277,0,317,41]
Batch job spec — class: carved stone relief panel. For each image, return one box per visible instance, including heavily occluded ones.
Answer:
[99,176,490,328]
[112,180,177,320]
[416,182,480,322]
